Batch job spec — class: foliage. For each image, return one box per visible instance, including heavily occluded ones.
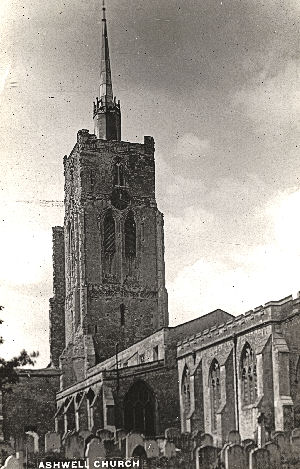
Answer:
[0,306,38,390]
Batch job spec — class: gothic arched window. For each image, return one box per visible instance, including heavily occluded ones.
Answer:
[209,359,221,431]
[114,163,125,187]
[125,211,136,258]
[103,210,116,255]
[241,343,257,406]
[182,366,191,415]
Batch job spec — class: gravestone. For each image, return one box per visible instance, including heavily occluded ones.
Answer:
[115,429,127,442]
[264,442,281,469]
[201,434,214,447]
[225,444,246,469]
[273,432,291,455]
[24,434,35,455]
[242,439,255,448]
[165,428,180,442]
[144,439,159,459]
[44,432,61,453]
[162,440,176,459]
[126,432,144,458]
[196,445,218,469]
[192,430,203,448]
[96,429,114,441]
[2,454,22,469]
[85,437,106,469]
[65,433,85,459]
[249,448,270,469]
[227,430,241,445]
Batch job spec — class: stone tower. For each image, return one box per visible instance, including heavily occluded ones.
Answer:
[54,1,168,388]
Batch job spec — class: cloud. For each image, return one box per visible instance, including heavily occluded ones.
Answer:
[168,188,300,325]
[0,64,10,95]
[234,59,300,133]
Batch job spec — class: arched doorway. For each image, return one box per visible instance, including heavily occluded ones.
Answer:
[124,381,156,436]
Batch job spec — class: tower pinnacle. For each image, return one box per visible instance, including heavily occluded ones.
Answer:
[93,0,121,140]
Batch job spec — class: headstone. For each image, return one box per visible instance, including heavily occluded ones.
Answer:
[24,434,35,455]
[249,448,270,469]
[165,428,180,441]
[224,444,246,469]
[79,430,93,442]
[201,433,214,447]
[2,456,20,469]
[244,441,256,454]
[85,437,106,469]
[264,442,281,469]
[179,432,193,452]
[227,430,241,445]
[164,427,181,448]
[96,429,114,441]
[161,440,176,459]
[144,439,159,459]
[115,429,127,442]
[192,430,203,448]
[242,439,255,448]
[126,432,144,458]
[65,433,85,459]
[273,432,291,455]
[219,443,230,466]
[45,432,61,453]
[197,445,218,469]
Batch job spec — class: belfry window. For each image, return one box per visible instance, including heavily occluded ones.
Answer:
[125,211,136,258]
[103,210,116,254]
[182,366,191,414]
[114,163,125,187]
[209,359,221,431]
[241,343,257,406]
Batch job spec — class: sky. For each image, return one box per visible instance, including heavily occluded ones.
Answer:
[0,0,300,367]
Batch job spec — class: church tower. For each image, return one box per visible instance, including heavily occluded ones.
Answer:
[57,1,168,387]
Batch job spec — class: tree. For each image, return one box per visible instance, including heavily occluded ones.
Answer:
[0,306,38,390]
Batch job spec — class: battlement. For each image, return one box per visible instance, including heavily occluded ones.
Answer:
[72,129,154,156]
[177,292,300,355]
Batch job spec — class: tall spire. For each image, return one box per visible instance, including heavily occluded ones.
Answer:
[93,0,121,141]
[99,0,113,102]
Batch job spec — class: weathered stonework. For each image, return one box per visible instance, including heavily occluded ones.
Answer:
[49,227,65,367]
[59,131,168,388]
[177,293,300,444]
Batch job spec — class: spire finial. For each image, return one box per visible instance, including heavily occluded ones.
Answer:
[102,0,106,20]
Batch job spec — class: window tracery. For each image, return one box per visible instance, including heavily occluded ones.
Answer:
[241,343,257,406]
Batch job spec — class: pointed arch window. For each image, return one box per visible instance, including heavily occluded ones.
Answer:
[103,210,116,255]
[114,163,125,187]
[209,359,221,431]
[125,211,136,258]
[241,343,257,406]
[182,366,191,415]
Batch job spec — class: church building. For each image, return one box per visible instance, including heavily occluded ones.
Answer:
[1,1,300,457]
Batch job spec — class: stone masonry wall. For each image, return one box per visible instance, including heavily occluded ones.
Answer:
[2,369,60,451]
[60,131,168,386]
[49,227,66,367]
